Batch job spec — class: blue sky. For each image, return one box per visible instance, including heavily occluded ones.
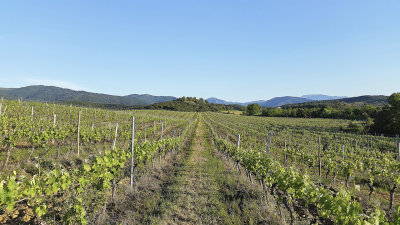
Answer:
[0,1,399,102]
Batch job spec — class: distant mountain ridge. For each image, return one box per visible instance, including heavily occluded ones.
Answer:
[207,94,346,107]
[254,96,311,107]
[206,97,245,106]
[284,95,388,108]
[0,85,176,106]
[206,94,387,108]
[0,86,387,108]
[301,94,346,101]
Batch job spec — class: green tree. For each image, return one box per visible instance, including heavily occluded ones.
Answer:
[389,93,400,109]
[344,121,364,133]
[246,103,261,116]
[372,93,400,135]
[388,93,400,133]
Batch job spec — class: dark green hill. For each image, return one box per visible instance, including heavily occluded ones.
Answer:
[141,97,244,112]
[338,95,388,105]
[0,85,176,106]
[283,95,388,108]
[260,95,388,121]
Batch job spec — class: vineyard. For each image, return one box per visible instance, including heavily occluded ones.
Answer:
[0,99,195,224]
[0,99,400,224]
[204,112,400,224]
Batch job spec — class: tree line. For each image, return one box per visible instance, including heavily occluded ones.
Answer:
[244,93,400,136]
[140,97,243,112]
[261,105,379,120]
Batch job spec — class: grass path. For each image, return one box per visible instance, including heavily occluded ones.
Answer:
[106,116,280,224]
[155,117,279,225]
[157,117,227,224]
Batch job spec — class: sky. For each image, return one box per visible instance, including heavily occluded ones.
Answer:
[0,1,399,102]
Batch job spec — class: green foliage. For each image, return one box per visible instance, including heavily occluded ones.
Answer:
[141,97,243,112]
[205,112,400,224]
[206,122,392,224]
[388,93,400,109]
[262,104,380,120]
[372,92,400,135]
[0,99,196,224]
[245,103,261,116]
[342,121,365,133]
[0,128,191,224]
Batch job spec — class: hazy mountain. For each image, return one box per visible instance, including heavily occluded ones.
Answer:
[207,94,357,108]
[206,97,246,106]
[0,85,176,106]
[301,94,346,101]
[123,94,177,104]
[256,96,311,107]
[207,96,313,107]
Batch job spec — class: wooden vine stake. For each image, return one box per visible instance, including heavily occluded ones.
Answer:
[267,132,271,155]
[77,111,81,157]
[391,134,399,211]
[236,134,241,173]
[397,135,399,161]
[355,140,357,151]
[341,144,345,160]
[112,123,119,150]
[69,105,72,125]
[0,103,2,115]
[144,125,147,142]
[130,117,135,187]
[284,135,287,165]
[159,122,164,164]
[161,122,164,141]
[237,134,240,149]
[52,114,56,144]
[318,137,322,177]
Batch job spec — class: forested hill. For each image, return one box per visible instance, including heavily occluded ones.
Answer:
[140,97,244,112]
[0,85,176,106]
[283,95,388,108]
[260,95,389,120]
